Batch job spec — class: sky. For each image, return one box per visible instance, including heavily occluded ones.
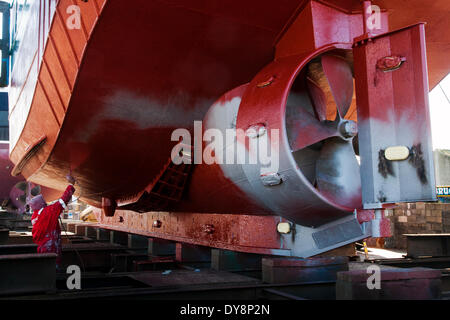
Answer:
[429,74,450,150]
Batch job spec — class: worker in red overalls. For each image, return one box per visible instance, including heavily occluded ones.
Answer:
[29,174,76,270]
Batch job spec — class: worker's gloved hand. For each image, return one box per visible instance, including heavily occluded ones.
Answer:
[66,174,76,185]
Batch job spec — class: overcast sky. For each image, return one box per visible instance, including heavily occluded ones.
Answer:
[429,74,450,150]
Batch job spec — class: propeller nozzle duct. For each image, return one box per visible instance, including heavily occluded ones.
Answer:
[203,47,362,227]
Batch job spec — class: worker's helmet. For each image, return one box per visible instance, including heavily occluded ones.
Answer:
[28,195,47,212]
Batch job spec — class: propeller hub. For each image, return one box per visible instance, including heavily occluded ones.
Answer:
[339,120,358,139]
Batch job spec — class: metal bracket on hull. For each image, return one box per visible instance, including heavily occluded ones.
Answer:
[353,23,437,208]
[95,208,387,258]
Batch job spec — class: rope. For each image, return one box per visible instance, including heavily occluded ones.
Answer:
[59,215,86,273]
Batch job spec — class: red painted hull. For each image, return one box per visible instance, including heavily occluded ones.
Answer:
[10,0,449,206]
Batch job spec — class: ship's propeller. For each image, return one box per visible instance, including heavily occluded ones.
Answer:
[320,54,354,118]
[10,182,42,213]
[287,53,361,209]
[315,138,361,208]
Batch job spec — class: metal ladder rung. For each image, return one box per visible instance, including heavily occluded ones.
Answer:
[166,167,188,176]
[149,192,180,202]
[157,180,184,190]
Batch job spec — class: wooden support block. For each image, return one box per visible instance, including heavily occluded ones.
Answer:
[67,223,77,233]
[336,267,441,300]
[262,256,349,284]
[148,238,175,256]
[211,249,263,272]
[75,224,87,236]
[175,242,211,263]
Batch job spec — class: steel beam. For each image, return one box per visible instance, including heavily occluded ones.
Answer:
[405,234,450,258]
[262,256,349,284]
[0,244,37,255]
[110,230,128,246]
[148,238,175,256]
[211,249,265,272]
[128,234,148,250]
[111,253,149,272]
[75,225,88,236]
[336,267,442,300]
[0,229,8,244]
[4,233,33,245]
[133,257,177,272]
[96,228,110,241]
[0,253,56,296]
[85,225,98,239]
[61,243,127,271]
[176,243,211,263]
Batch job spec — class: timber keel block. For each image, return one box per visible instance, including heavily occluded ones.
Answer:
[262,256,349,284]
[336,267,442,300]
[0,253,56,296]
[67,222,77,233]
[75,224,88,236]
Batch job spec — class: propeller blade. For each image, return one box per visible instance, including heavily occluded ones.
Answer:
[321,55,354,118]
[306,77,327,121]
[18,195,27,204]
[15,181,27,192]
[288,107,338,152]
[30,185,41,197]
[315,137,361,209]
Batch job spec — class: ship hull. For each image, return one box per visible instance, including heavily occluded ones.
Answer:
[6,1,448,256]
[10,0,450,207]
